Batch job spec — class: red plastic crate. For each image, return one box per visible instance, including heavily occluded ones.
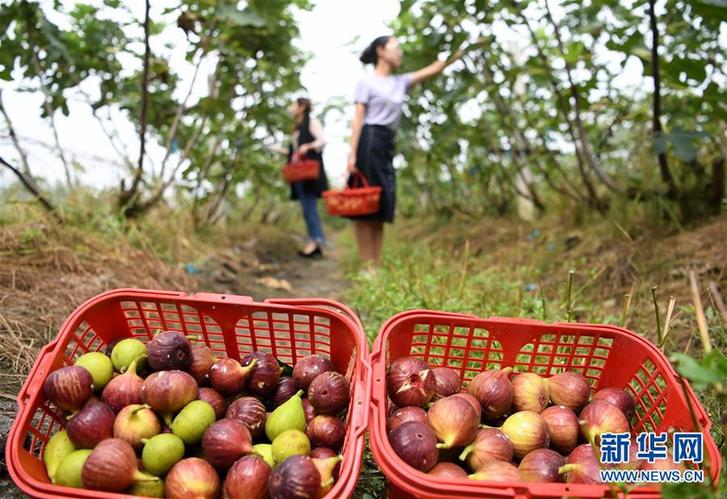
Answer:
[6,289,370,499]
[369,311,721,499]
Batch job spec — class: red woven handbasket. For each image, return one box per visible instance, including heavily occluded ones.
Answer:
[370,311,722,499]
[282,152,320,183]
[323,172,382,217]
[7,289,370,499]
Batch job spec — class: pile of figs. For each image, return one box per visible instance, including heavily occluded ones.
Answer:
[385,357,676,485]
[42,331,349,499]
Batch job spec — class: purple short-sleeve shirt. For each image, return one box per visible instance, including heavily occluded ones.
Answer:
[353,72,413,130]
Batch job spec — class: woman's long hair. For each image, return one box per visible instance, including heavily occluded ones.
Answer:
[360,36,391,65]
[293,97,311,132]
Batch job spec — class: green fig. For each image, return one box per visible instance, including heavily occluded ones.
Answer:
[252,443,275,468]
[74,352,114,391]
[54,449,92,488]
[271,429,311,464]
[111,338,147,373]
[265,389,306,441]
[172,400,216,445]
[129,477,166,497]
[44,430,76,483]
[141,434,185,476]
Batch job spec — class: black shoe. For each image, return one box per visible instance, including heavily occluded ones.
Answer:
[298,244,322,258]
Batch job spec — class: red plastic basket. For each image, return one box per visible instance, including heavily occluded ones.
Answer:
[6,289,370,499]
[322,172,381,217]
[369,312,722,499]
[282,153,320,183]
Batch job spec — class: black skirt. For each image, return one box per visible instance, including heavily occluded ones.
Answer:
[348,124,396,223]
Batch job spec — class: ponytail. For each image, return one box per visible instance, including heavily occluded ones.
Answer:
[360,35,391,65]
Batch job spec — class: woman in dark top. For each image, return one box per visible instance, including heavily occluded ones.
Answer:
[347,36,463,269]
[288,97,329,257]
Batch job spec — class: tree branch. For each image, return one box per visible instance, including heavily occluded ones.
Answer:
[0,155,58,215]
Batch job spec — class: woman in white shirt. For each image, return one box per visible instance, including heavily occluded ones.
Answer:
[347,36,463,268]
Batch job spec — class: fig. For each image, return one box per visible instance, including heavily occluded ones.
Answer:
[639,453,686,471]
[431,367,461,400]
[500,411,550,459]
[467,367,513,419]
[67,401,115,449]
[105,338,121,357]
[142,370,198,425]
[541,405,579,453]
[189,342,218,384]
[202,418,253,470]
[111,338,147,373]
[512,372,549,413]
[388,421,438,472]
[147,330,192,372]
[310,447,341,480]
[172,400,216,445]
[44,365,93,412]
[114,403,161,449]
[293,354,335,391]
[546,372,590,413]
[303,398,317,423]
[387,356,436,407]
[308,371,350,415]
[82,438,159,492]
[272,376,299,408]
[101,358,144,412]
[519,448,565,482]
[129,479,166,498]
[227,396,268,438]
[223,454,271,499]
[306,415,346,450]
[266,389,306,441]
[54,449,92,488]
[469,461,523,482]
[428,394,479,448]
[210,358,257,396]
[166,458,220,499]
[44,430,76,484]
[198,387,227,419]
[74,352,113,391]
[593,387,635,421]
[386,406,428,435]
[141,433,186,476]
[241,351,282,396]
[269,455,321,499]
[272,428,312,464]
[252,443,275,468]
[312,455,342,497]
[452,392,482,421]
[579,400,629,444]
[558,443,602,484]
[459,427,513,471]
[428,462,468,478]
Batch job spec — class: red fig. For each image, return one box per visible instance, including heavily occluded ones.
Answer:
[44,366,93,412]
[303,399,317,423]
[519,448,565,482]
[147,331,192,372]
[387,356,436,408]
[209,358,256,396]
[293,354,335,391]
[387,406,428,435]
[272,376,298,408]
[388,421,438,472]
[500,411,550,459]
[202,418,253,470]
[223,454,271,499]
[269,455,321,499]
[310,447,341,479]
[428,395,479,448]
[308,371,350,415]
[81,438,159,491]
[241,351,281,396]
[226,396,267,438]
[67,401,115,449]
[198,387,227,420]
[541,405,579,454]
[431,367,461,400]
[467,367,513,419]
[579,400,629,444]
[593,387,635,421]
[512,373,549,413]
[428,462,469,478]
[141,370,198,425]
[469,461,523,482]
[101,359,143,412]
[113,403,161,449]
[166,457,220,499]
[558,444,602,484]
[452,393,482,421]
[459,428,513,471]
[189,343,218,384]
[546,372,590,413]
[312,455,342,498]
[306,415,346,450]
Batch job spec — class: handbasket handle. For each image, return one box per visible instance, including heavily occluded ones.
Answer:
[348,172,371,189]
[352,356,372,440]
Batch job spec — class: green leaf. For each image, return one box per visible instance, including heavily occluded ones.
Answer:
[669,351,727,390]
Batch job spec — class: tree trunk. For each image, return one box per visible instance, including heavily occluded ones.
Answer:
[710,156,725,213]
